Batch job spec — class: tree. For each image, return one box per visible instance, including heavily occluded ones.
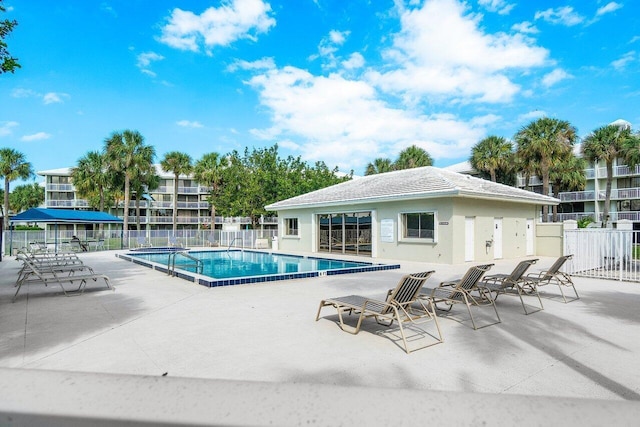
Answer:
[105,130,155,234]
[470,136,513,182]
[582,124,633,225]
[9,182,43,213]
[160,151,193,235]
[71,151,112,213]
[0,0,20,74]
[549,154,586,222]
[193,152,227,232]
[394,145,433,170]
[365,158,394,175]
[515,118,577,222]
[0,148,33,229]
[130,163,159,231]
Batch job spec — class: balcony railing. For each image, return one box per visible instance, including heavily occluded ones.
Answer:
[558,190,595,202]
[46,183,74,191]
[46,200,90,208]
[516,176,543,187]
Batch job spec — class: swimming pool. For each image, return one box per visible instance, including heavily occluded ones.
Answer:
[116,249,400,287]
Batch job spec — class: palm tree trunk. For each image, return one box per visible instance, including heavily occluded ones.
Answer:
[604,162,613,227]
[542,168,550,223]
[135,196,141,231]
[123,175,131,237]
[173,174,178,235]
[3,178,10,230]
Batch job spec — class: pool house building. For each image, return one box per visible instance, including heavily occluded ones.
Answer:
[266,166,558,264]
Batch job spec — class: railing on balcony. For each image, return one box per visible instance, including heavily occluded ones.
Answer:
[46,183,74,191]
[46,200,90,208]
[604,211,640,222]
[552,212,596,222]
[584,168,595,179]
[608,187,640,200]
[558,190,595,202]
[516,176,543,187]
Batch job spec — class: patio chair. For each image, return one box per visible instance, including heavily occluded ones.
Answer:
[169,236,183,248]
[137,236,152,248]
[524,255,579,303]
[480,259,543,315]
[420,264,500,330]
[316,271,443,353]
[15,251,91,285]
[28,241,49,254]
[13,255,113,302]
[206,234,219,247]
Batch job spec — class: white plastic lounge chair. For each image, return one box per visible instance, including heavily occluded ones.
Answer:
[316,271,443,353]
[137,236,152,248]
[206,234,218,247]
[481,259,543,315]
[169,236,183,248]
[420,264,500,330]
[524,255,578,303]
[13,256,113,302]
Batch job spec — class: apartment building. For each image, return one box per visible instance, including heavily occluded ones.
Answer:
[37,165,277,232]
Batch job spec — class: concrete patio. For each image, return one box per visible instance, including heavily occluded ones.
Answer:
[1,250,639,425]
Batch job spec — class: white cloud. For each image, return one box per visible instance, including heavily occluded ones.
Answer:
[342,52,365,70]
[11,88,36,98]
[21,132,51,141]
[369,0,549,104]
[478,0,515,15]
[0,121,19,137]
[137,52,164,68]
[541,68,572,87]
[100,2,117,17]
[596,2,623,17]
[43,92,69,105]
[247,66,490,171]
[136,51,164,77]
[511,21,538,34]
[534,6,584,26]
[311,30,351,69]
[611,51,636,70]
[176,120,204,128]
[518,110,547,123]
[158,0,275,54]
[227,57,275,72]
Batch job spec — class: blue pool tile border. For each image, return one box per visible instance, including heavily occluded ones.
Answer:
[116,251,400,288]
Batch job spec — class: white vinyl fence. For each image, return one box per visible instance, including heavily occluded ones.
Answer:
[2,229,277,255]
[564,228,640,282]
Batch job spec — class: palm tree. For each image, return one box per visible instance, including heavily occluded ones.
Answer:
[365,158,394,175]
[470,136,513,182]
[582,124,632,225]
[193,152,227,233]
[550,154,587,222]
[0,148,34,229]
[130,163,160,232]
[160,151,193,235]
[394,145,433,170]
[515,118,577,222]
[71,150,111,213]
[104,130,155,235]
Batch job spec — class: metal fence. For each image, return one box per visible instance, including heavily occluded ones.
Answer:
[2,229,278,255]
[564,228,640,282]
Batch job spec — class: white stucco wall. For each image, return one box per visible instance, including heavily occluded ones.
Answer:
[273,197,542,264]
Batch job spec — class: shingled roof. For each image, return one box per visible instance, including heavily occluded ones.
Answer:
[266,166,559,210]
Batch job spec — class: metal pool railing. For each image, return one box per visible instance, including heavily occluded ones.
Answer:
[564,229,640,282]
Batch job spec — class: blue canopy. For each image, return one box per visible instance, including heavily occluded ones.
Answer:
[11,208,123,224]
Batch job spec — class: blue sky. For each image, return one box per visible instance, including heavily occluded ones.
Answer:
[1,0,639,187]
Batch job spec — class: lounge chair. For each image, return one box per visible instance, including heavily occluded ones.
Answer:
[480,259,543,315]
[169,236,183,248]
[206,234,218,247]
[524,255,578,303]
[13,255,113,302]
[420,264,500,330]
[15,251,91,285]
[137,236,152,248]
[316,271,443,353]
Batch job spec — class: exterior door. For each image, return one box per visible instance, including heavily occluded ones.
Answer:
[493,218,503,259]
[465,217,475,262]
[526,219,534,255]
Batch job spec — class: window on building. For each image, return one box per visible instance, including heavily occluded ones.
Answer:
[401,212,436,241]
[285,218,299,236]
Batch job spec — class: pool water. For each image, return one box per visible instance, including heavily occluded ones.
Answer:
[120,249,400,287]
